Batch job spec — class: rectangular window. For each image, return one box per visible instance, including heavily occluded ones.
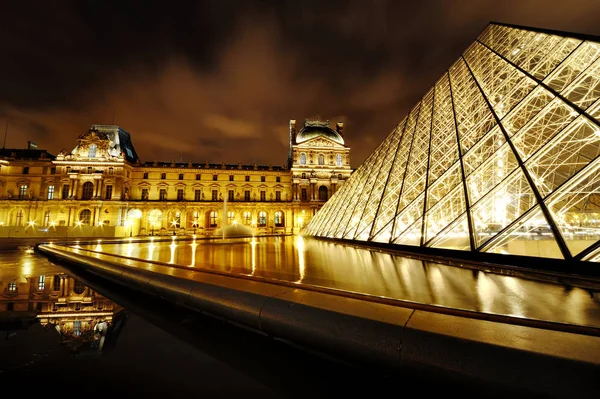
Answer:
[210,211,217,227]
[177,189,184,201]
[62,184,70,199]
[275,211,283,226]
[258,212,267,227]
[196,174,201,180]
[50,167,56,175]
[276,176,281,182]
[194,190,202,201]
[179,173,184,180]
[229,175,234,181]
[227,211,235,225]
[19,185,27,199]
[301,188,307,201]
[213,174,218,181]
[37,275,45,291]
[245,175,250,182]
[141,188,149,200]
[244,190,250,201]
[8,281,16,292]
[159,189,167,201]
[228,190,234,201]
[260,191,266,201]
[47,185,54,200]
[23,166,29,175]
[212,190,218,201]
[243,211,251,225]
[143,172,148,179]
[275,191,281,202]
[105,185,113,200]
[161,173,166,179]
[261,176,265,182]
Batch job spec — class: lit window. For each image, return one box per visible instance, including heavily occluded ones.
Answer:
[80,209,91,225]
[318,154,325,165]
[88,144,97,158]
[173,211,181,228]
[47,185,54,200]
[37,275,45,291]
[209,211,217,227]
[19,185,27,199]
[212,190,218,201]
[15,210,23,226]
[300,153,306,165]
[243,211,251,225]
[8,281,16,292]
[336,154,342,167]
[275,211,283,226]
[74,320,81,336]
[258,211,267,227]
[227,211,235,225]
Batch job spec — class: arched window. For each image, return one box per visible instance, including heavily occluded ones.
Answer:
[209,211,217,227]
[82,181,94,200]
[258,211,267,227]
[318,186,328,201]
[15,210,23,226]
[318,154,325,165]
[172,211,181,228]
[227,211,235,225]
[80,209,92,225]
[44,210,51,226]
[336,154,342,166]
[243,211,251,225]
[274,211,284,227]
[88,144,97,158]
[299,153,306,165]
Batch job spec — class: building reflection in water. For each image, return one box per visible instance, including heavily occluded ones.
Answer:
[0,264,126,358]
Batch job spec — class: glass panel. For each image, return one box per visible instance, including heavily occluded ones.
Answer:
[466,143,519,205]
[449,58,497,153]
[588,97,600,119]
[531,37,581,81]
[428,73,459,184]
[544,41,600,93]
[501,86,554,138]
[391,194,424,242]
[510,97,577,162]
[563,57,600,110]
[545,159,600,257]
[424,184,466,242]
[429,213,471,250]
[462,126,506,177]
[471,169,537,248]
[350,122,407,240]
[372,221,393,244]
[525,116,600,198]
[426,162,462,210]
[482,206,563,259]
[371,106,421,238]
[464,41,537,119]
[393,218,422,246]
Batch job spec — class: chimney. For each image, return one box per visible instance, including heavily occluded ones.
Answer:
[335,122,344,136]
[27,141,38,150]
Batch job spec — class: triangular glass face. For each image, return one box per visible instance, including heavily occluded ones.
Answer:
[481,206,563,259]
[393,218,423,246]
[429,213,471,250]
[304,21,600,265]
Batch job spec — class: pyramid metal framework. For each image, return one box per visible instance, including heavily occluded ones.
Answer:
[304,22,600,262]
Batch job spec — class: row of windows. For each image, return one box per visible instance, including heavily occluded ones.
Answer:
[299,153,343,166]
[143,172,281,182]
[147,189,283,202]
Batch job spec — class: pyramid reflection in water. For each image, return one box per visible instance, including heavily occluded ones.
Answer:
[305,22,600,263]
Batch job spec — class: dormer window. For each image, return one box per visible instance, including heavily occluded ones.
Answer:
[88,144,97,158]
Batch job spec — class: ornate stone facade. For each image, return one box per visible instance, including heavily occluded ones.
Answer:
[0,120,352,237]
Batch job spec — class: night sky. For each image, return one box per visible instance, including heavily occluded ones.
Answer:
[1,0,600,168]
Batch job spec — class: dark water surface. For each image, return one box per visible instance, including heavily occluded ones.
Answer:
[0,245,550,398]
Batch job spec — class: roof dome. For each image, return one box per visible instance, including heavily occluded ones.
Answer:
[296,120,344,145]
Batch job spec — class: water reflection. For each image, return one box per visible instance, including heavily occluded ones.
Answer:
[0,252,126,357]
[77,236,600,329]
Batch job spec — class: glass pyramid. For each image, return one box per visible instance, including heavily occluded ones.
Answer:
[304,22,600,262]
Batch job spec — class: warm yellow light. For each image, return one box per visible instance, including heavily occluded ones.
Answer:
[0,221,4,226]
[49,221,56,227]
[76,221,83,227]
[171,220,178,227]
[28,220,35,227]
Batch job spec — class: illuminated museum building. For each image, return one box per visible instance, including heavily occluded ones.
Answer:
[306,23,600,262]
[0,119,352,237]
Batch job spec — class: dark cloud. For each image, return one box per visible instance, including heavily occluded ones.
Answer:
[1,0,600,167]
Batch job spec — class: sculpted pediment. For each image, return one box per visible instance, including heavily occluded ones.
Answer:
[296,137,344,148]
